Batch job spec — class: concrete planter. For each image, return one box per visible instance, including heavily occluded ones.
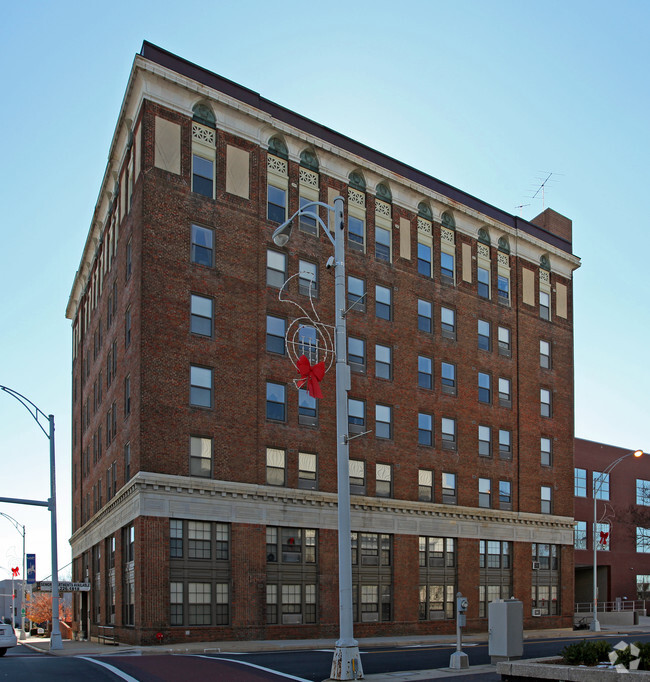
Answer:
[497,656,650,680]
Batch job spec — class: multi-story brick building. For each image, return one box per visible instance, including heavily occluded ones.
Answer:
[574,438,650,608]
[66,42,580,645]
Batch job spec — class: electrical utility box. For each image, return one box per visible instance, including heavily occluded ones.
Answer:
[488,599,523,663]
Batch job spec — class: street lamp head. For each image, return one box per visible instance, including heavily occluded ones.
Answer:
[634,450,644,458]
[272,220,293,247]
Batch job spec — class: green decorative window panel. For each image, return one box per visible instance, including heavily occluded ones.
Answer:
[441,212,455,230]
[540,254,551,271]
[478,228,491,245]
[418,202,433,220]
[268,136,288,160]
[498,236,510,253]
[376,183,392,202]
[192,103,216,128]
[299,150,319,172]
[349,171,366,192]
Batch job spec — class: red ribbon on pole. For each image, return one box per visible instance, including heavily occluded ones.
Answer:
[599,531,609,547]
[11,567,19,577]
[296,355,325,399]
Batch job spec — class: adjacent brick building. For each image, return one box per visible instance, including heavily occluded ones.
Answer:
[574,438,650,607]
[66,42,580,645]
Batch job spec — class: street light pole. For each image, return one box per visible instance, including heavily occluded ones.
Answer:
[0,513,26,640]
[590,449,644,632]
[272,197,362,681]
[0,385,63,650]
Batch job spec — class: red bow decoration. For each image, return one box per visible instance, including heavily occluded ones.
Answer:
[599,531,609,546]
[296,355,325,399]
[11,567,19,577]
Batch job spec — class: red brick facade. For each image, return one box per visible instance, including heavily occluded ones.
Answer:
[68,43,579,645]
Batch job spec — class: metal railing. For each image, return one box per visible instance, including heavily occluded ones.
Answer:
[575,600,646,613]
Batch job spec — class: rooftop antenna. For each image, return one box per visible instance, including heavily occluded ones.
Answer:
[515,204,530,217]
[528,171,562,210]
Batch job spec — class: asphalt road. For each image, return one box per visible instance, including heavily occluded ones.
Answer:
[3,631,650,681]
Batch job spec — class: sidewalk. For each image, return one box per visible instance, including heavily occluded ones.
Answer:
[17,619,650,681]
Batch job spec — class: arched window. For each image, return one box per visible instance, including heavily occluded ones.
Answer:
[478,228,491,246]
[498,236,510,254]
[299,150,319,172]
[375,184,392,262]
[376,183,392,203]
[418,202,433,220]
[348,171,366,192]
[540,254,551,271]
[192,102,216,128]
[268,136,288,160]
[441,211,456,230]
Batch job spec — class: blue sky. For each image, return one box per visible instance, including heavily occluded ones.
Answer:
[0,0,648,575]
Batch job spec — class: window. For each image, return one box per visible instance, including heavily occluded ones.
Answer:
[298,325,318,363]
[418,355,432,389]
[375,226,391,262]
[188,582,211,625]
[497,274,509,302]
[418,299,432,333]
[418,242,432,277]
[440,307,455,339]
[419,469,433,502]
[298,452,317,490]
[298,388,318,427]
[540,291,550,320]
[267,184,286,223]
[637,479,650,506]
[637,575,650,599]
[266,447,285,486]
[190,365,212,407]
[375,285,392,320]
[441,362,456,395]
[498,326,511,357]
[540,389,551,417]
[541,486,552,514]
[595,522,610,551]
[637,528,650,553]
[188,521,211,559]
[478,320,490,351]
[190,436,212,477]
[441,252,454,281]
[266,382,286,421]
[375,344,391,380]
[170,520,183,557]
[266,315,286,354]
[192,155,214,198]
[348,398,365,434]
[478,266,490,298]
[441,418,456,451]
[190,294,213,336]
[348,337,366,373]
[191,224,213,267]
[349,459,366,494]
[574,521,587,549]
[299,196,318,235]
[376,464,392,498]
[478,372,491,403]
[125,237,132,280]
[574,468,587,497]
[348,215,365,250]
[124,441,131,481]
[442,473,457,504]
[124,375,131,416]
[418,413,433,447]
[593,471,610,500]
[498,377,511,407]
[266,527,317,564]
[267,250,287,288]
[478,425,491,457]
[480,540,511,571]
[540,340,551,368]
[298,260,318,297]
[347,276,366,312]
[479,478,491,508]
[499,481,512,509]
[125,307,131,347]
[376,404,392,439]
[541,437,552,466]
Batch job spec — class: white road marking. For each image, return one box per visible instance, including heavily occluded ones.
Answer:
[196,655,312,681]
[79,656,142,682]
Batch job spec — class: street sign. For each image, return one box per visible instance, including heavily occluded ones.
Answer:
[26,554,35,584]
[36,581,90,592]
